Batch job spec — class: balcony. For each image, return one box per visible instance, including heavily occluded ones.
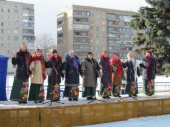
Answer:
[57,27,63,33]
[57,37,64,41]
[57,13,65,21]
[73,24,90,31]
[23,33,34,36]
[57,22,64,28]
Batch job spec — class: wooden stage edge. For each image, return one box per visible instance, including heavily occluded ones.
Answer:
[1,93,170,127]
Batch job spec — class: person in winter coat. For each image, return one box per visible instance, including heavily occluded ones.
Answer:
[81,52,100,100]
[140,50,156,96]
[46,49,63,101]
[111,54,124,97]
[122,52,140,97]
[29,49,48,103]
[99,51,112,99]
[62,50,82,101]
[10,43,32,103]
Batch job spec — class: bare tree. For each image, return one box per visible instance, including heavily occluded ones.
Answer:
[34,33,57,59]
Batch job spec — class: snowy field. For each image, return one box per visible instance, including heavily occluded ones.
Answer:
[77,115,170,127]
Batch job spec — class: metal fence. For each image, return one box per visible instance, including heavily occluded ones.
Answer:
[5,76,170,100]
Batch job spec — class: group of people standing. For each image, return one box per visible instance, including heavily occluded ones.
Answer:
[9,43,157,104]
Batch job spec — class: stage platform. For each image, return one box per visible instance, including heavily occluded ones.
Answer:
[1,92,170,127]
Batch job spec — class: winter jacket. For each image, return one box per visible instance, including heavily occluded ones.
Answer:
[48,58,63,84]
[12,52,31,79]
[99,58,112,85]
[62,54,82,85]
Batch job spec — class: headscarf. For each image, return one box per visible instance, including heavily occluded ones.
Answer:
[31,49,46,81]
[111,54,123,78]
[68,50,79,73]
[143,50,156,81]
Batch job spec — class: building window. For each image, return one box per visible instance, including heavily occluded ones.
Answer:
[96,33,99,38]
[8,16,10,19]
[1,8,4,12]
[14,10,18,13]
[125,34,130,38]
[96,47,99,50]
[90,26,93,30]
[102,40,105,44]
[96,27,99,31]
[96,21,99,24]
[91,47,93,50]
[103,34,106,38]
[96,40,99,44]
[103,47,105,50]
[102,14,105,19]
[1,22,3,26]
[7,30,10,34]
[90,40,93,43]
[1,29,4,33]
[7,36,10,40]
[1,16,3,20]
[90,33,93,37]
[90,20,93,24]
[102,21,105,24]
[13,36,19,41]
[96,13,99,17]
[102,27,105,31]
[14,17,18,21]
[14,30,18,34]
[14,23,19,27]
[8,9,10,13]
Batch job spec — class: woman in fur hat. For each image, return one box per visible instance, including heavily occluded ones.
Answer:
[46,49,63,101]
[81,52,100,100]
[140,50,156,96]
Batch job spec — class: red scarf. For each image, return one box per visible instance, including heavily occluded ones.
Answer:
[17,50,32,77]
[49,55,62,70]
[111,54,123,78]
[100,54,112,75]
[31,55,46,81]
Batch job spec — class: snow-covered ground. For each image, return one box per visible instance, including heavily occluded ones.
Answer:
[77,115,170,127]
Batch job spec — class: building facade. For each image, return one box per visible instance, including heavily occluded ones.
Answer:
[57,5,136,61]
[0,0,34,73]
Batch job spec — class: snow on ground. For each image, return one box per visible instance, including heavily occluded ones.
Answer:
[76,115,170,127]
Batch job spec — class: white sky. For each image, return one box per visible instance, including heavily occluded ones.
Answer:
[8,0,150,41]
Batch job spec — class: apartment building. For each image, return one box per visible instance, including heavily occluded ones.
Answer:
[57,5,136,61]
[0,0,34,72]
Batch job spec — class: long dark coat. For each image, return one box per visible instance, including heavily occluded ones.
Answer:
[62,54,82,85]
[122,60,135,82]
[99,59,111,85]
[48,58,63,84]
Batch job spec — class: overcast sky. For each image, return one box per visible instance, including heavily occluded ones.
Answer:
[8,0,150,41]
